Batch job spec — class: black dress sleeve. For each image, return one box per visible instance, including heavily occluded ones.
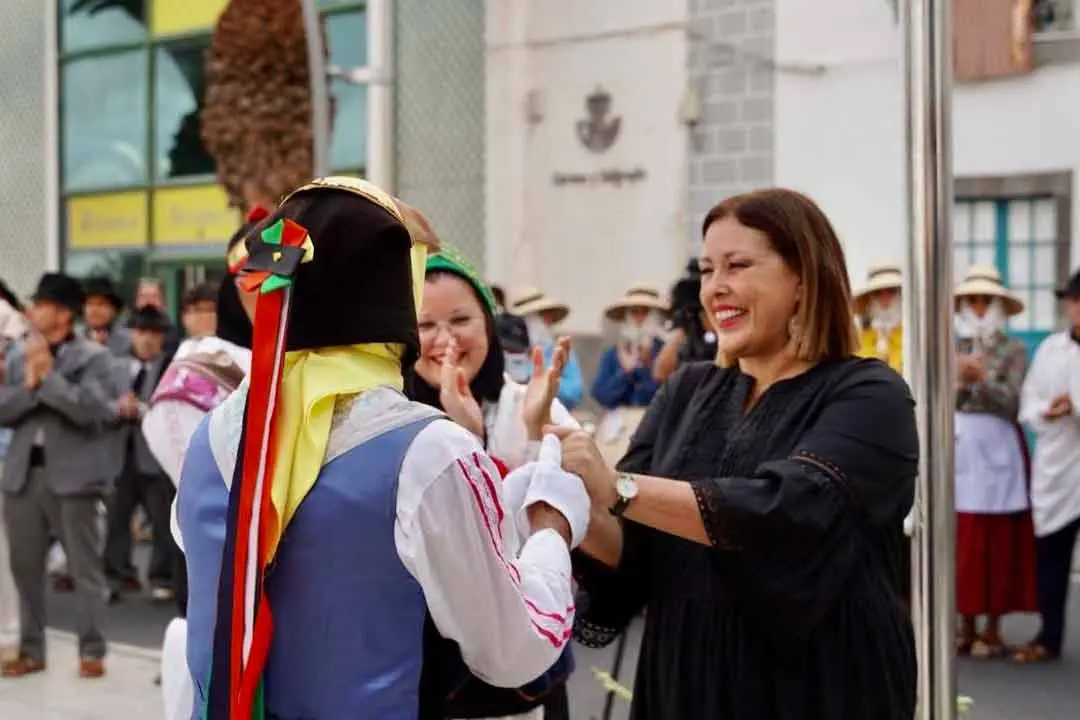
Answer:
[690,361,918,633]
[574,364,707,647]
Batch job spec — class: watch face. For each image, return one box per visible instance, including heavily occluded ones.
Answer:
[616,474,639,500]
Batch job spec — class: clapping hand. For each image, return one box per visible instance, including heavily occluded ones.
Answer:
[438,337,485,440]
[522,337,570,440]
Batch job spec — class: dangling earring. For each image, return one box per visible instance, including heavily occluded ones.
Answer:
[788,315,800,340]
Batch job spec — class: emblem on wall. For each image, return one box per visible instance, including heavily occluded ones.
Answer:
[576,86,621,153]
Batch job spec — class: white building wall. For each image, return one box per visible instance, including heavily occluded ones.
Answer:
[774,0,1080,287]
[0,0,50,297]
[485,0,690,335]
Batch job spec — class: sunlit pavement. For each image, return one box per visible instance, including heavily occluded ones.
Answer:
[0,630,160,720]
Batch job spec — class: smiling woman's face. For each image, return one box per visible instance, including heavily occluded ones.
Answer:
[698,216,801,363]
[415,273,490,388]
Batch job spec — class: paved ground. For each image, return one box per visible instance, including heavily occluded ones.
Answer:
[34,546,1080,719]
[0,630,160,720]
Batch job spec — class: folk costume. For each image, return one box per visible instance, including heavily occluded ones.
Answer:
[853,265,903,374]
[177,178,586,720]
[408,247,578,720]
[153,218,256,720]
[953,266,1038,648]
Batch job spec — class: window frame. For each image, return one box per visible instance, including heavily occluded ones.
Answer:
[57,0,370,274]
[954,171,1073,350]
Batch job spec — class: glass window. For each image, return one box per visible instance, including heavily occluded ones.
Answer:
[327,10,369,170]
[63,51,150,192]
[61,0,148,53]
[155,39,216,180]
[65,250,146,306]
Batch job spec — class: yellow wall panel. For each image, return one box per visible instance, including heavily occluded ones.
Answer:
[151,0,228,36]
[153,185,240,246]
[67,192,148,249]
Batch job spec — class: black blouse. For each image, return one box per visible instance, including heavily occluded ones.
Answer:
[574,358,918,720]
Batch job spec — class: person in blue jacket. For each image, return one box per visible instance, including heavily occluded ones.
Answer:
[591,284,669,409]
[508,286,584,411]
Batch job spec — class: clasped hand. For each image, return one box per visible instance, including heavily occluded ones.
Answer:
[502,434,591,548]
[22,333,53,389]
[1043,393,1073,421]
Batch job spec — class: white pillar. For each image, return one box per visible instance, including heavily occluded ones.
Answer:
[367,0,396,192]
[43,0,60,271]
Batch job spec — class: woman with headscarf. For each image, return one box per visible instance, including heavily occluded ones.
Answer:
[408,245,578,719]
[177,178,589,720]
[953,264,1038,659]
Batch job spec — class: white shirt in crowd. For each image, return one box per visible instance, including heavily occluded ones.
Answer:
[1019,330,1080,536]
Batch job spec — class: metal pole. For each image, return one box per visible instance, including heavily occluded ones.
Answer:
[300,0,331,177]
[901,1,956,719]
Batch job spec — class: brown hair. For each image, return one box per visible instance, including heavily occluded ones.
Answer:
[701,188,858,365]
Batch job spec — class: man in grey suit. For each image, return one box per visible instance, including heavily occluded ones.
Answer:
[103,305,177,602]
[0,273,115,680]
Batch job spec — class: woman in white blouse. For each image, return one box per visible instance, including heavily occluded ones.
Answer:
[408,246,578,720]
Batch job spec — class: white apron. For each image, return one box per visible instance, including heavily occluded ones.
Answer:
[954,412,1028,514]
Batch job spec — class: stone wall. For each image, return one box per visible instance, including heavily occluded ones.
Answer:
[686,0,776,246]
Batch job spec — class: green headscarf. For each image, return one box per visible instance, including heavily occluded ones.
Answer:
[424,244,498,316]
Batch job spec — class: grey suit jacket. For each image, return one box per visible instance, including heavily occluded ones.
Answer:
[106,353,167,479]
[0,337,117,497]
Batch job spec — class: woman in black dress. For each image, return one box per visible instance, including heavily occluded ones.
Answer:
[552,188,918,719]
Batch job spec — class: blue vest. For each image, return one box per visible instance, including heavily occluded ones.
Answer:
[179,416,436,720]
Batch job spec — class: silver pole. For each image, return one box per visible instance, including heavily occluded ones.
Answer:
[301,0,331,177]
[901,1,956,719]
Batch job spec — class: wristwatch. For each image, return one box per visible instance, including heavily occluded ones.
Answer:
[608,473,639,517]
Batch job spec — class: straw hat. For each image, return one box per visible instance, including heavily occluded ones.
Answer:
[853,265,903,316]
[508,286,570,325]
[604,283,669,321]
[954,264,1024,316]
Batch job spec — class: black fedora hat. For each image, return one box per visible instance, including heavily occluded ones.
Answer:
[126,304,171,333]
[1055,268,1080,300]
[82,276,124,309]
[31,273,85,314]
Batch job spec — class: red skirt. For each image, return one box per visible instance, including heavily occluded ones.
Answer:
[956,510,1038,615]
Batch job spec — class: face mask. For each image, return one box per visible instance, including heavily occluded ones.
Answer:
[505,352,532,384]
[868,297,902,355]
[524,314,553,346]
[957,298,1006,343]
